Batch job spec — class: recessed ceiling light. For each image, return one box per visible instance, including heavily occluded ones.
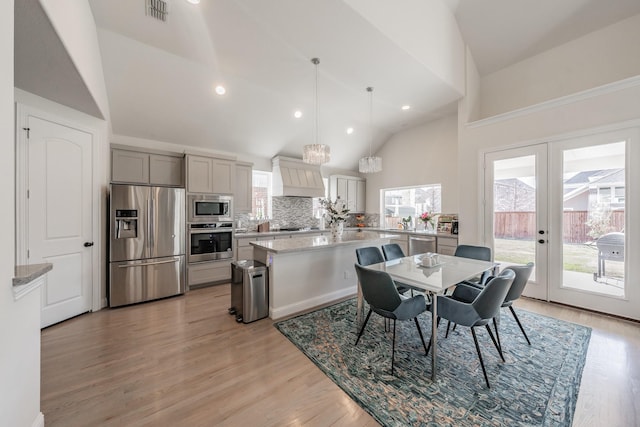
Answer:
[293,110,303,119]
[215,85,226,95]
[187,0,200,4]
[401,105,411,110]
[346,127,354,135]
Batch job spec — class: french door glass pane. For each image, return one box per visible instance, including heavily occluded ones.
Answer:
[493,155,537,281]
[562,142,625,296]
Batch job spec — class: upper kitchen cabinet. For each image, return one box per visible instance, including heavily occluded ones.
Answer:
[111,148,184,187]
[235,162,253,213]
[330,175,365,213]
[187,154,235,194]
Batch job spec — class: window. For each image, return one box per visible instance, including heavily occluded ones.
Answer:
[597,187,611,204]
[311,177,329,219]
[252,171,272,219]
[614,186,625,204]
[381,184,442,229]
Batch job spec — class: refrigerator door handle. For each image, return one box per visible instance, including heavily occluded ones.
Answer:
[118,258,180,268]
[148,196,154,251]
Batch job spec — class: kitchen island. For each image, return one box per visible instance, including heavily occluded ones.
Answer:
[250,231,397,319]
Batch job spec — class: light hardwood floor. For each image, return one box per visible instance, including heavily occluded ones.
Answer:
[41,285,640,427]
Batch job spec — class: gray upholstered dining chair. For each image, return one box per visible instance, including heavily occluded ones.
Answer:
[454,244,493,286]
[356,246,411,295]
[380,243,414,296]
[354,264,429,375]
[427,269,515,388]
[451,262,535,348]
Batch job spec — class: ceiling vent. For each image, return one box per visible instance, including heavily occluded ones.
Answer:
[146,0,168,22]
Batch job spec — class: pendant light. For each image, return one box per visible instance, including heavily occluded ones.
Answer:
[303,58,330,165]
[359,86,382,173]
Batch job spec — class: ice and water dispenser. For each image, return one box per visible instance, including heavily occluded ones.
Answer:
[115,209,138,239]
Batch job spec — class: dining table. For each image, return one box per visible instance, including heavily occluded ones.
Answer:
[360,253,496,381]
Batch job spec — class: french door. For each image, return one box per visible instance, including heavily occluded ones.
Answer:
[484,144,548,300]
[484,128,636,318]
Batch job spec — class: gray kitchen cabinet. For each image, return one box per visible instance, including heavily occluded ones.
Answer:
[187,154,235,194]
[436,235,458,256]
[149,154,184,186]
[112,149,149,184]
[235,162,253,213]
[330,175,365,213]
[112,148,184,186]
[188,260,232,288]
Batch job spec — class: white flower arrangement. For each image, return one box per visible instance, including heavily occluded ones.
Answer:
[320,197,350,225]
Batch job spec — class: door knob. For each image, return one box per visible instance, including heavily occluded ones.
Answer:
[538,230,545,235]
[538,239,545,244]
[84,242,94,247]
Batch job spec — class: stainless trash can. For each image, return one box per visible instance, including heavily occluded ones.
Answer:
[229,260,268,323]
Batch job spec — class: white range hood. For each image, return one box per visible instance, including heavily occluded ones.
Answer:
[272,156,325,198]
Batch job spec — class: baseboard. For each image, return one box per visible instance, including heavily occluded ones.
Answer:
[270,287,356,320]
[32,412,44,427]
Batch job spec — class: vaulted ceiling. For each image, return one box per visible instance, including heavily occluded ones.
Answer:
[14,0,640,170]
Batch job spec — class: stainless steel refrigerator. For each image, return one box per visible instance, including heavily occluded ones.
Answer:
[109,184,186,307]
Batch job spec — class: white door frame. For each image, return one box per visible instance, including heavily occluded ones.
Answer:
[480,122,640,320]
[16,102,104,314]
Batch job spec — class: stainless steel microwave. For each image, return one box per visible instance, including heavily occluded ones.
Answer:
[188,194,233,223]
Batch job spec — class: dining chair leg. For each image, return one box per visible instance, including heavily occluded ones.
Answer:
[492,318,502,353]
[355,308,373,346]
[391,319,397,375]
[485,324,505,362]
[509,306,531,345]
[471,327,491,388]
[445,320,451,338]
[414,317,428,354]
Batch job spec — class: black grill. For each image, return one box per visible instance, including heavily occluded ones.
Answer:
[595,232,624,280]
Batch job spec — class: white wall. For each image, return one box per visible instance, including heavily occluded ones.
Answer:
[38,0,111,124]
[480,13,640,118]
[0,2,42,426]
[365,114,459,214]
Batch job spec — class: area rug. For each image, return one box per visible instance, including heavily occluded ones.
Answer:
[275,299,591,427]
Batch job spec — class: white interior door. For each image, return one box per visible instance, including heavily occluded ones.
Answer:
[27,116,93,328]
[484,144,548,300]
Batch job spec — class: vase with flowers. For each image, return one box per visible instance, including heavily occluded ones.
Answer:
[419,211,436,232]
[321,197,350,239]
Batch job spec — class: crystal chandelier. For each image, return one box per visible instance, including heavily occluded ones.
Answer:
[303,58,330,164]
[359,86,382,173]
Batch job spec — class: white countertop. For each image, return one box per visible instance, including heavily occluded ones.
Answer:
[235,227,457,239]
[249,231,399,254]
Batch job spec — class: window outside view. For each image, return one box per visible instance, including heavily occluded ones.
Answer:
[252,171,272,219]
[493,141,625,297]
[382,185,442,229]
[562,142,625,296]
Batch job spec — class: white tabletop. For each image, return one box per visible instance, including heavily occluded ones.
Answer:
[363,254,495,293]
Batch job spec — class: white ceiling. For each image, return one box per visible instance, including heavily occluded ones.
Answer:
[14,0,640,170]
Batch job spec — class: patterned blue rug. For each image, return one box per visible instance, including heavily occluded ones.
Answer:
[275,299,591,427]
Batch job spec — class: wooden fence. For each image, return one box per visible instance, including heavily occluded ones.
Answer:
[494,211,625,243]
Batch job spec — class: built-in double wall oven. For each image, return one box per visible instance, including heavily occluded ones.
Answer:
[187,194,234,263]
[188,222,233,263]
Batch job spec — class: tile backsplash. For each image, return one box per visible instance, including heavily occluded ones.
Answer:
[272,197,315,228]
[235,197,381,229]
